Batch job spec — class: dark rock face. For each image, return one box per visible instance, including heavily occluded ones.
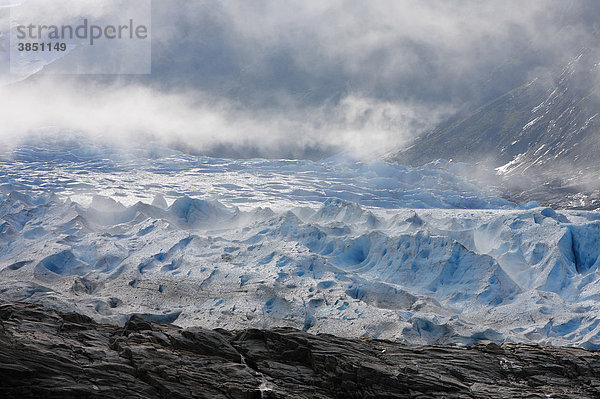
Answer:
[1,302,600,398]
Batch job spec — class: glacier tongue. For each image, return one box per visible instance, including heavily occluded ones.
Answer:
[1,138,600,348]
[0,135,513,210]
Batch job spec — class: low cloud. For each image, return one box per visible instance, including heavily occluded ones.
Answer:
[1,0,599,159]
[0,79,451,158]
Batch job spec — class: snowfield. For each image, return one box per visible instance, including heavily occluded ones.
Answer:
[1,138,600,348]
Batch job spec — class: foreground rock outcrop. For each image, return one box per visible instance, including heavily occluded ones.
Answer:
[1,302,599,398]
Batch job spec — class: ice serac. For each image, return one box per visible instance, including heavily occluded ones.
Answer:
[0,180,599,347]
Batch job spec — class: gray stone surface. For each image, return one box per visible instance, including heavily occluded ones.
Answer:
[1,302,599,398]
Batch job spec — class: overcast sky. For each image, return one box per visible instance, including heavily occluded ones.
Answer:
[1,0,599,158]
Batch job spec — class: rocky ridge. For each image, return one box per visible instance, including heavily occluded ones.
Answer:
[1,302,599,398]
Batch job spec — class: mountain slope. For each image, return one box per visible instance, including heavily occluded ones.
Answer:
[390,50,600,208]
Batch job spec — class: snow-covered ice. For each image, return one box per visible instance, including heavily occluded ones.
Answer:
[1,136,600,348]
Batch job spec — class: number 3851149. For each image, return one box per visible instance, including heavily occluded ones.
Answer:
[17,43,67,51]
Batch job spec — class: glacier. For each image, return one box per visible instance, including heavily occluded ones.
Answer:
[1,137,600,348]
